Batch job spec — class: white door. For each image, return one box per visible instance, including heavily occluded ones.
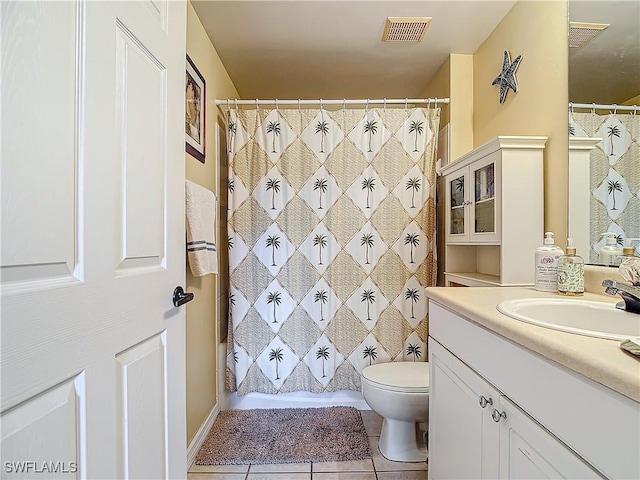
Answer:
[428,339,499,479]
[1,1,187,478]
[498,397,601,479]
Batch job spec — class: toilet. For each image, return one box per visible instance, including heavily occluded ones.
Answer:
[361,361,429,462]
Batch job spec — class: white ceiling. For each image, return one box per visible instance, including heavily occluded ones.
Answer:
[191,1,517,100]
[569,0,640,105]
[191,1,640,105]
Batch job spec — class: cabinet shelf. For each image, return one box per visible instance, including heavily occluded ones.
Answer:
[441,136,546,287]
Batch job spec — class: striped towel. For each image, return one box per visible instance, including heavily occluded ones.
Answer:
[185,180,218,276]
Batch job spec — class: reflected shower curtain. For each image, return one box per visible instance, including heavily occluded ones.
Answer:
[225,106,440,395]
[570,111,640,262]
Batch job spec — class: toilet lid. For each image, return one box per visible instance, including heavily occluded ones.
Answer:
[362,362,429,392]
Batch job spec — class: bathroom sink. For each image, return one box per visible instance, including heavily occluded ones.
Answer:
[496,298,640,340]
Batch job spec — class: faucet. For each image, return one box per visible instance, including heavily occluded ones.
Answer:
[602,280,640,314]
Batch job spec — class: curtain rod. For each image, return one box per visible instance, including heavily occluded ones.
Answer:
[216,97,450,107]
[570,102,638,112]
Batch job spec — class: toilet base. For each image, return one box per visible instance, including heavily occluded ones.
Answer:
[378,417,428,463]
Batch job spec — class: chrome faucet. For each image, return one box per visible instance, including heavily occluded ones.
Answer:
[602,280,640,314]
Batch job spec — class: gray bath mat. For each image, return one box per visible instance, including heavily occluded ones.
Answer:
[195,406,372,465]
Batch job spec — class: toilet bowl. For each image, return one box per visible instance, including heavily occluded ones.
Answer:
[361,361,429,462]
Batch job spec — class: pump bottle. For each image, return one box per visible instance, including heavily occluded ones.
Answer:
[557,239,584,296]
[534,232,564,292]
[599,233,623,266]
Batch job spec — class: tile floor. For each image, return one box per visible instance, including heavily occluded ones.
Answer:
[189,410,427,480]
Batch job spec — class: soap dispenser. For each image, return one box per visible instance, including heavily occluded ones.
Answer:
[599,233,623,266]
[619,238,639,262]
[557,239,584,296]
[534,232,564,292]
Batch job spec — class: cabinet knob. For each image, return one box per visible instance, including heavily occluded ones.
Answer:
[491,408,507,422]
[479,396,493,408]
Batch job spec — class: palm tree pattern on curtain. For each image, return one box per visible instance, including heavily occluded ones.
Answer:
[569,111,640,262]
[226,107,439,395]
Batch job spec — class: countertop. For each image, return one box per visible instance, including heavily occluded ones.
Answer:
[425,287,640,403]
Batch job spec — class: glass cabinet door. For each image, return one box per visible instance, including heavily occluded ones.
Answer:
[473,162,495,235]
[449,174,466,236]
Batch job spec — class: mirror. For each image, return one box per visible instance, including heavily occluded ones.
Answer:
[568,0,640,265]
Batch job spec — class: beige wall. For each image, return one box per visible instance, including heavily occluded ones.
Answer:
[185,0,239,445]
[420,54,474,285]
[473,0,569,246]
[419,54,474,161]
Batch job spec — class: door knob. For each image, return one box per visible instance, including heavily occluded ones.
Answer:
[173,286,194,307]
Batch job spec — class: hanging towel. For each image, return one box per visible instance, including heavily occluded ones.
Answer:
[185,180,218,276]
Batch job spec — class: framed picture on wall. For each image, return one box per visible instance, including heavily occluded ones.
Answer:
[185,54,205,163]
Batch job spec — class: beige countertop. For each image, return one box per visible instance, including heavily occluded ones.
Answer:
[425,287,640,403]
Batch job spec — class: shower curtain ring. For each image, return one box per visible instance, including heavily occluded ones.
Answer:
[298,99,301,111]
[343,98,346,110]
[591,103,596,114]
[366,98,369,111]
[255,99,259,111]
[275,98,279,111]
[320,98,323,110]
[569,102,574,114]
[613,104,617,115]
[634,106,638,116]
[226,99,230,109]
[383,98,387,110]
[405,98,408,110]
[234,99,238,110]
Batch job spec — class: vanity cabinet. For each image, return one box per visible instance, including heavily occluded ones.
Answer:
[430,340,599,479]
[441,136,546,286]
[428,301,640,479]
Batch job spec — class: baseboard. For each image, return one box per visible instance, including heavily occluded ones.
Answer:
[186,402,220,470]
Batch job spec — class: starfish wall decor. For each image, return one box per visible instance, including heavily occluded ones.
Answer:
[492,50,523,104]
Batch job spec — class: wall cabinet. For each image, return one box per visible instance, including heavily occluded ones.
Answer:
[440,136,546,286]
[445,152,501,244]
[428,301,640,480]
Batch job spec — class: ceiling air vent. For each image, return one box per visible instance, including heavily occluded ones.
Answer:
[382,17,431,42]
[568,22,609,48]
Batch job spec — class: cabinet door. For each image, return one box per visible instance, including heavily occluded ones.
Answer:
[469,152,501,243]
[445,170,470,243]
[497,396,602,479]
[429,339,499,479]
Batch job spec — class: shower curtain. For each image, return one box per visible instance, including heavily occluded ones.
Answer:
[225,106,440,396]
[570,110,640,262]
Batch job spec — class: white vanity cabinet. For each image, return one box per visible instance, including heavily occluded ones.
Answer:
[430,340,599,479]
[428,301,640,479]
[441,136,546,286]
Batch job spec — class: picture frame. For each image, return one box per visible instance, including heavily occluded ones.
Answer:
[185,54,206,163]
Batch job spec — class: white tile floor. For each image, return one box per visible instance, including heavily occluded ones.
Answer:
[189,411,427,480]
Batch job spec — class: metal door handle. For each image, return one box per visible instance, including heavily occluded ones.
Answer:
[173,286,194,307]
[491,408,507,422]
[479,396,493,408]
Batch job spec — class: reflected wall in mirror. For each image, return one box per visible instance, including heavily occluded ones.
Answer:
[568,0,640,266]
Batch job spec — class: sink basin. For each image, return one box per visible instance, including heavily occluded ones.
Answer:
[497,298,640,340]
